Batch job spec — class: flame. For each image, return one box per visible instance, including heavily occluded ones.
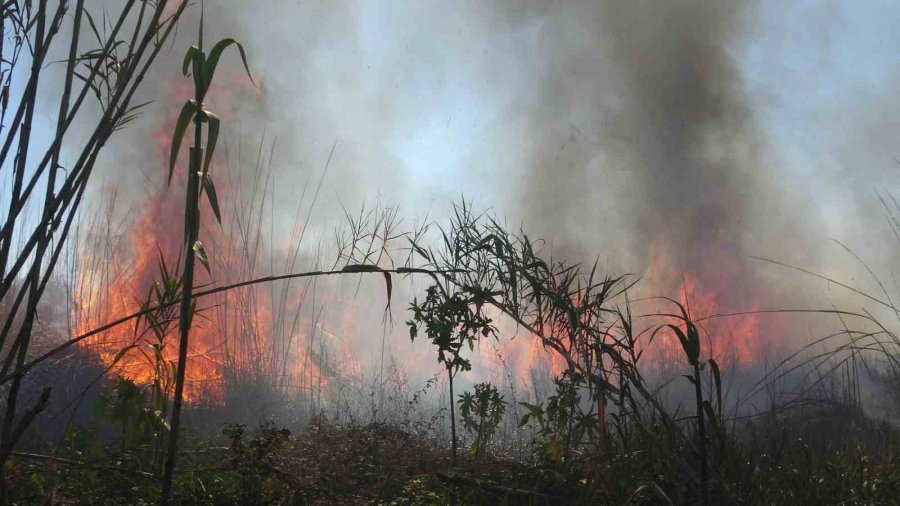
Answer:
[491,328,567,387]
[74,73,325,404]
[72,66,782,403]
[640,242,783,370]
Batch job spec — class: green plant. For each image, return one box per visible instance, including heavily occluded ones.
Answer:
[219,422,292,505]
[458,382,506,458]
[519,371,601,463]
[407,283,497,466]
[160,9,253,504]
[95,378,169,468]
[0,2,189,487]
[133,254,183,474]
[653,298,724,506]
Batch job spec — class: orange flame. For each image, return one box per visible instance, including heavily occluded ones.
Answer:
[640,243,783,370]
[74,73,325,403]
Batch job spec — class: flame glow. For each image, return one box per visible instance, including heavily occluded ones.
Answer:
[74,76,328,403]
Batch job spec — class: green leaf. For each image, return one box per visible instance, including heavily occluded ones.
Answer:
[198,1,205,51]
[686,321,701,365]
[203,38,254,96]
[168,100,198,186]
[383,271,392,312]
[410,241,430,261]
[546,438,564,461]
[519,401,544,418]
[666,324,688,356]
[182,45,201,77]
[666,323,699,366]
[193,240,210,275]
[73,71,102,103]
[82,9,103,46]
[708,358,722,412]
[192,47,206,96]
[112,345,137,365]
[202,109,219,177]
[202,174,222,224]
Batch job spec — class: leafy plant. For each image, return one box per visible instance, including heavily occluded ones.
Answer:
[219,422,292,505]
[652,298,724,506]
[160,10,253,504]
[95,378,170,470]
[407,283,497,466]
[519,371,600,462]
[0,1,190,487]
[458,382,506,458]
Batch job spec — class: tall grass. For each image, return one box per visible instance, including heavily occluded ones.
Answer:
[0,1,190,492]
[1,4,897,497]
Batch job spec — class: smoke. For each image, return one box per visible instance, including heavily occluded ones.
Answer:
[149,2,802,261]
[492,1,804,281]
[92,0,900,281]
[595,1,758,255]
[73,0,900,408]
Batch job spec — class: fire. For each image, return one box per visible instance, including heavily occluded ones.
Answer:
[74,72,325,404]
[641,243,783,369]
[462,238,782,389]
[489,327,567,387]
[72,66,781,404]
[675,274,762,365]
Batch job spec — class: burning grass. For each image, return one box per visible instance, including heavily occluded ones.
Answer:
[9,194,900,504]
[3,4,900,502]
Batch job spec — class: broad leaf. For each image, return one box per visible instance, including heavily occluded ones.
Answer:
[202,109,219,177]
[202,174,222,224]
[193,240,210,275]
[168,100,197,185]
[686,321,701,365]
[182,45,201,77]
[192,47,206,96]
[202,38,254,97]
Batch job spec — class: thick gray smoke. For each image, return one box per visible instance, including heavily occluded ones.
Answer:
[85,1,900,399]
[97,0,900,283]
[504,1,813,284]
[592,1,760,259]
[155,2,798,260]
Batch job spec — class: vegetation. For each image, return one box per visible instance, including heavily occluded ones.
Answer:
[458,382,506,459]
[2,1,900,505]
[407,280,497,466]
[160,10,253,503]
[0,0,191,495]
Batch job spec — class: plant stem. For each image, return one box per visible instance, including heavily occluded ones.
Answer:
[448,366,457,468]
[694,363,709,506]
[160,129,202,504]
